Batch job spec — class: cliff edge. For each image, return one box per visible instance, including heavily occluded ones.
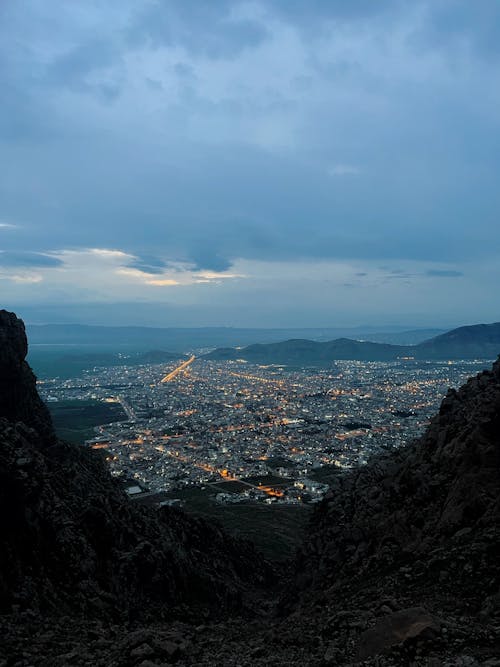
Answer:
[0,310,271,623]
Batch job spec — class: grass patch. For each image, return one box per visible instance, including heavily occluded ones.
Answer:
[48,399,127,444]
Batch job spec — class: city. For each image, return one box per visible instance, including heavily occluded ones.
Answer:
[38,356,489,507]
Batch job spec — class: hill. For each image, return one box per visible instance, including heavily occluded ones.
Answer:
[205,321,500,364]
[417,321,500,359]
[205,337,407,364]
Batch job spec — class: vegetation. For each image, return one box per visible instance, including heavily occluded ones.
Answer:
[48,399,126,444]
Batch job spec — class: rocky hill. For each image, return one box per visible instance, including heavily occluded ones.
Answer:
[1,309,499,665]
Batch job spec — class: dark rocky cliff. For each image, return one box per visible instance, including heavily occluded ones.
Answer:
[296,358,500,592]
[277,358,500,663]
[0,310,54,443]
[0,310,271,623]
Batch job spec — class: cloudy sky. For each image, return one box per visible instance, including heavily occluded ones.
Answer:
[1,0,499,327]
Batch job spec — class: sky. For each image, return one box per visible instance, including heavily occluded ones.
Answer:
[1,0,499,328]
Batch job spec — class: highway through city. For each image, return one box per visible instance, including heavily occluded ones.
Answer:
[161,355,196,383]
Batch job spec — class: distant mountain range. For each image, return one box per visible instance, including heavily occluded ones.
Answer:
[25,323,446,351]
[204,322,500,364]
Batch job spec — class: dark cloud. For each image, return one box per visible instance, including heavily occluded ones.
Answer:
[426,269,464,278]
[44,38,123,101]
[126,255,170,275]
[127,1,269,59]
[189,247,233,272]
[266,0,407,24]
[0,252,64,268]
[416,1,500,60]
[0,1,498,326]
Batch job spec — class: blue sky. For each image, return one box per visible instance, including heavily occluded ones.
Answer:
[1,1,499,327]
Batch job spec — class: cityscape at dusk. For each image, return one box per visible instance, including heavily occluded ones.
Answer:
[39,354,488,507]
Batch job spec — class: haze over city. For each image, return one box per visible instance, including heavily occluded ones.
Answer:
[1,1,500,327]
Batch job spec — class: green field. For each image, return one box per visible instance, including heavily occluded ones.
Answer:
[48,399,127,444]
[164,485,312,561]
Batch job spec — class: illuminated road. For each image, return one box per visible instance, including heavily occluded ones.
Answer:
[157,447,284,498]
[161,355,196,383]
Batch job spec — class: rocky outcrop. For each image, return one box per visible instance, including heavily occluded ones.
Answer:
[0,310,54,442]
[278,357,500,663]
[0,311,271,622]
[294,358,500,594]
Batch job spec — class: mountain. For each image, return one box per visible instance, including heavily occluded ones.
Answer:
[205,321,500,364]
[25,323,445,350]
[356,328,446,345]
[205,338,406,364]
[2,309,499,665]
[417,322,500,359]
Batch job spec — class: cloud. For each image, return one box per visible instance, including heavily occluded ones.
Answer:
[0,1,499,325]
[44,38,123,100]
[0,252,64,268]
[426,269,464,278]
[189,248,233,272]
[88,248,131,260]
[7,273,43,284]
[116,268,179,286]
[127,2,269,59]
[126,255,171,275]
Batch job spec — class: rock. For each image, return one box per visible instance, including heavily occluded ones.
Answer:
[323,642,341,664]
[130,642,155,660]
[0,310,54,443]
[155,640,181,661]
[356,607,439,660]
[379,605,393,615]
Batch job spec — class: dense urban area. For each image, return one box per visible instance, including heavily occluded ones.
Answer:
[38,355,489,508]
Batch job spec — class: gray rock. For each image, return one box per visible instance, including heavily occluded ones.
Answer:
[356,607,439,660]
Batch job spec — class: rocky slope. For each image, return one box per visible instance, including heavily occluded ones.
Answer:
[281,357,500,664]
[1,309,499,666]
[296,357,500,592]
[0,311,271,625]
